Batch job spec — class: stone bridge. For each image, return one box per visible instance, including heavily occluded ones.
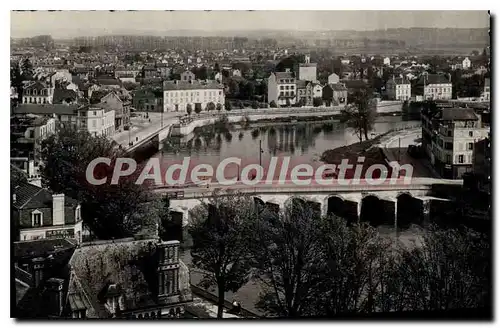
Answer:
[161,179,461,241]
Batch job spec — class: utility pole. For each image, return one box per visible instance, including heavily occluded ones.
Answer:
[398,137,401,163]
[161,110,163,128]
[259,139,263,167]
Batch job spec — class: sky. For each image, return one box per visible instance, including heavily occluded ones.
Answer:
[11,10,490,38]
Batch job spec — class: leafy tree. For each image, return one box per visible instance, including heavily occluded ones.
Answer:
[342,88,377,141]
[194,103,202,114]
[10,64,23,97]
[313,97,323,107]
[228,79,240,98]
[248,199,325,317]
[21,58,33,80]
[224,102,232,111]
[237,100,244,109]
[40,126,151,239]
[206,102,216,111]
[269,100,278,108]
[216,103,222,112]
[285,98,291,107]
[186,103,193,116]
[188,191,254,318]
[251,101,259,109]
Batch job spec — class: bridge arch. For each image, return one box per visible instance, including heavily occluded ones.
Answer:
[396,193,421,230]
[360,195,388,227]
[284,196,322,218]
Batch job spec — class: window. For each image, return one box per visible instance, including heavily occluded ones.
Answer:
[92,120,96,128]
[469,131,473,137]
[468,143,474,150]
[93,111,97,116]
[444,142,453,150]
[32,212,42,227]
[280,86,284,90]
[458,155,464,163]
[446,154,451,164]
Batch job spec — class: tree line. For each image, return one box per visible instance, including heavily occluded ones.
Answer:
[188,191,491,318]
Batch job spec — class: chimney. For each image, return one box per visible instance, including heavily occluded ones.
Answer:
[46,278,65,316]
[52,194,65,226]
[157,240,180,297]
[32,257,45,288]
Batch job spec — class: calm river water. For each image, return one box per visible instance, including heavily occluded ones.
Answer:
[155,116,420,180]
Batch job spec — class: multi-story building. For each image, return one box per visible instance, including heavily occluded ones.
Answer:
[13,104,115,137]
[416,74,453,100]
[312,83,323,99]
[385,77,411,101]
[180,71,195,82]
[421,107,489,179]
[11,115,57,162]
[12,182,83,243]
[22,81,55,104]
[163,80,225,112]
[66,238,192,318]
[322,83,348,106]
[132,88,164,112]
[78,104,116,137]
[267,70,296,106]
[463,57,472,70]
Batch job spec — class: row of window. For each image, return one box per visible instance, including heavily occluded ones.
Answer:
[24,97,49,104]
[279,79,294,83]
[279,91,295,97]
[165,91,222,97]
[165,97,221,104]
[279,85,295,90]
[25,89,49,96]
[158,269,180,296]
[426,87,452,94]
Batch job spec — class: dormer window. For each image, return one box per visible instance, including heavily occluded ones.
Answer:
[33,89,37,96]
[31,210,43,227]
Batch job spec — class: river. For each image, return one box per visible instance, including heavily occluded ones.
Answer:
[155,116,420,180]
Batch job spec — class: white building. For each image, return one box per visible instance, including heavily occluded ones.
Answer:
[22,81,54,104]
[312,83,323,99]
[79,105,116,137]
[163,80,225,112]
[327,73,340,84]
[383,57,391,66]
[419,74,453,100]
[267,70,296,106]
[297,55,317,82]
[386,77,411,101]
[462,57,471,70]
[423,107,489,179]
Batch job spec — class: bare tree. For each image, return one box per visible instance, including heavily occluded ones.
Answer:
[248,198,325,317]
[188,191,255,318]
[342,88,377,141]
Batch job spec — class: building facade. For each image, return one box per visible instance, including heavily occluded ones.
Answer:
[163,80,225,112]
[12,182,83,243]
[22,81,55,104]
[267,71,296,106]
[386,77,411,101]
[418,74,453,100]
[421,107,490,179]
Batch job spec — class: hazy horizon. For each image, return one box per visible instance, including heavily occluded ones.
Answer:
[11,10,490,39]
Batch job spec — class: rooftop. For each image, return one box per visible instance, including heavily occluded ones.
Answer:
[437,108,479,121]
[163,80,223,91]
[12,181,79,210]
[13,104,81,116]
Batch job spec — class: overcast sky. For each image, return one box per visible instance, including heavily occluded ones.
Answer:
[11,10,490,38]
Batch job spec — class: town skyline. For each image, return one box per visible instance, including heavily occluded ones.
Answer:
[11,10,490,38]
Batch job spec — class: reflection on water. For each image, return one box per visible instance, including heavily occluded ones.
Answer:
[159,117,419,167]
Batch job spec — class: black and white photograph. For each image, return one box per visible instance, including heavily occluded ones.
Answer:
[9,9,492,320]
